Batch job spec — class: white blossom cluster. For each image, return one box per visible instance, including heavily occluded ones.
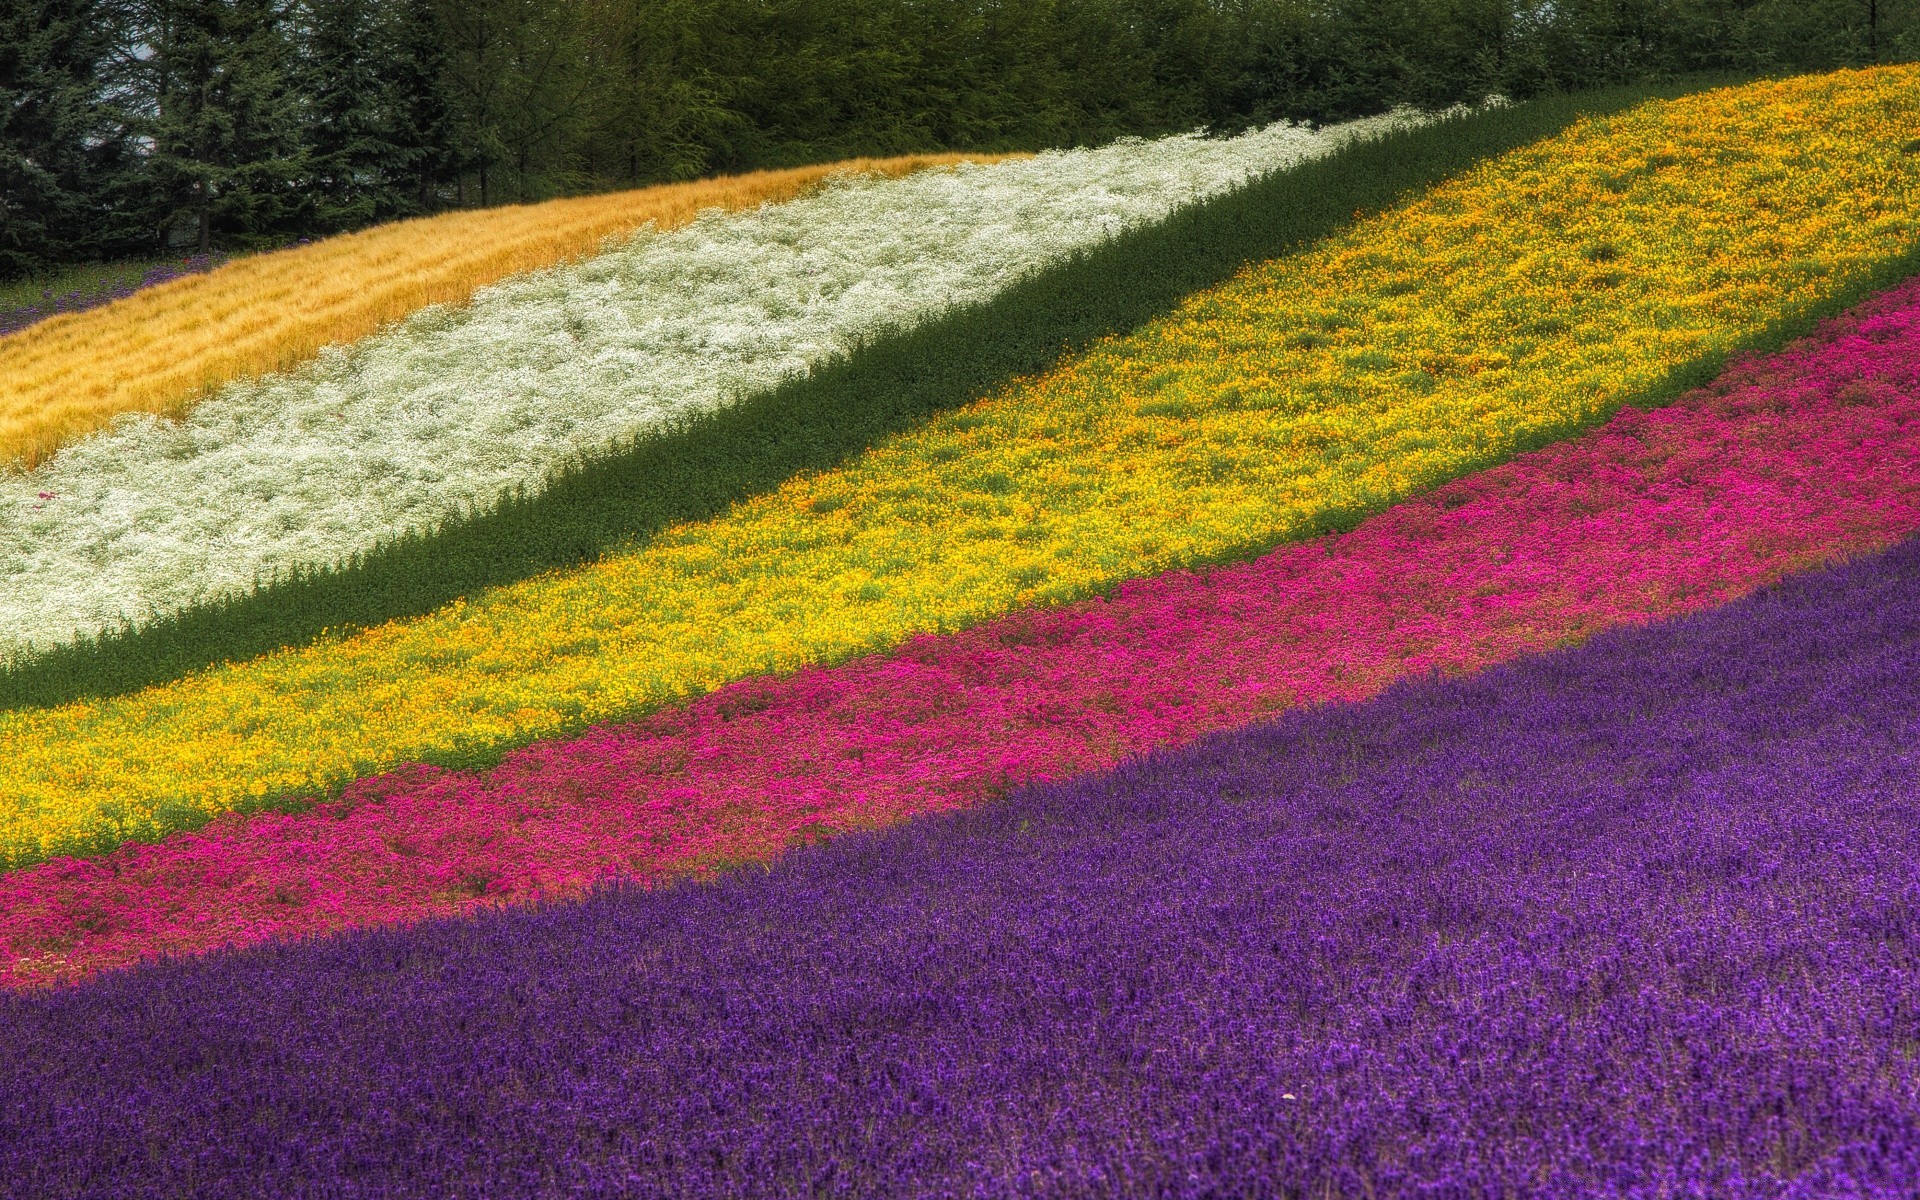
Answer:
[0,111,1437,660]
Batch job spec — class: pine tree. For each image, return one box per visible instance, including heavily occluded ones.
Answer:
[142,0,308,253]
[436,0,593,204]
[0,0,142,277]
[379,0,467,214]
[300,0,390,230]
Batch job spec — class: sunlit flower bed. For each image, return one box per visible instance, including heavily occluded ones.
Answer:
[6,269,1920,987]
[0,154,998,467]
[1,69,1916,873]
[9,66,1920,1199]
[7,504,1920,1196]
[0,116,1411,656]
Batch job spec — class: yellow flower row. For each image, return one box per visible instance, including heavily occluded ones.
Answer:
[5,68,1918,869]
[0,152,1003,469]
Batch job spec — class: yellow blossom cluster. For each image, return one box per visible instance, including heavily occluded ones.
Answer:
[4,68,1918,869]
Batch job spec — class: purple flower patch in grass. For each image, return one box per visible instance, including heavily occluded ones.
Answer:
[0,256,224,338]
[6,537,1920,1197]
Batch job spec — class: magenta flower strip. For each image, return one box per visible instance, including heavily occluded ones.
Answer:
[9,279,1920,989]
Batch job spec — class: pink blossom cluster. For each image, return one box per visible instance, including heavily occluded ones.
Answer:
[9,280,1920,989]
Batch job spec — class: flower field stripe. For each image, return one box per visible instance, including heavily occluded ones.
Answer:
[8,538,1920,1196]
[0,86,1660,712]
[0,154,1003,470]
[3,69,1917,873]
[0,255,226,338]
[0,124,1409,665]
[8,275,1920,987]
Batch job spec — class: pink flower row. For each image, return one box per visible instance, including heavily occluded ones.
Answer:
[10,280,1920,990]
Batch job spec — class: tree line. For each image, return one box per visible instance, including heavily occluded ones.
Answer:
[2,0,1915,280]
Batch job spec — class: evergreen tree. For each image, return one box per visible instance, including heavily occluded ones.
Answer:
[141,0,307,253]
[432,0,513,204]
[380,0,466,213]
[300,0,391,230]
[0,0,141,277]
[10,0,1920,276]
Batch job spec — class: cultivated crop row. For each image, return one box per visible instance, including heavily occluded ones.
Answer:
[0,86,1659,710]
[0,154,997,468]
[1,69,1914,874]
[8,519,1920,1195]
[7,270,1919,987]
[0,117,1423,658]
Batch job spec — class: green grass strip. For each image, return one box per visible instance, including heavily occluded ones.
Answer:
[0,79,1727,713]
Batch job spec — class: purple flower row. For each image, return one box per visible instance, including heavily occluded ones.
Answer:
[0,256,224,338]
[6,527,1920,1196]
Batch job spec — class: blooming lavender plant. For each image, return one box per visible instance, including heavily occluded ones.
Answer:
[0,257,223,338]
[5,534,1920,1197]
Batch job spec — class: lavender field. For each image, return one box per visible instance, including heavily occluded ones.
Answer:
[6,531,1919,1197]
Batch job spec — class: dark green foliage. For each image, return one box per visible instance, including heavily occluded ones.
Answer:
[0,0,144,275]
[0,81,1716,712]
[3,0,1917,276]
[140,0,310,252]
[300,0,472,226]
[301,0,391,230]
[433,0,595,205]
[381,0,465,213]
